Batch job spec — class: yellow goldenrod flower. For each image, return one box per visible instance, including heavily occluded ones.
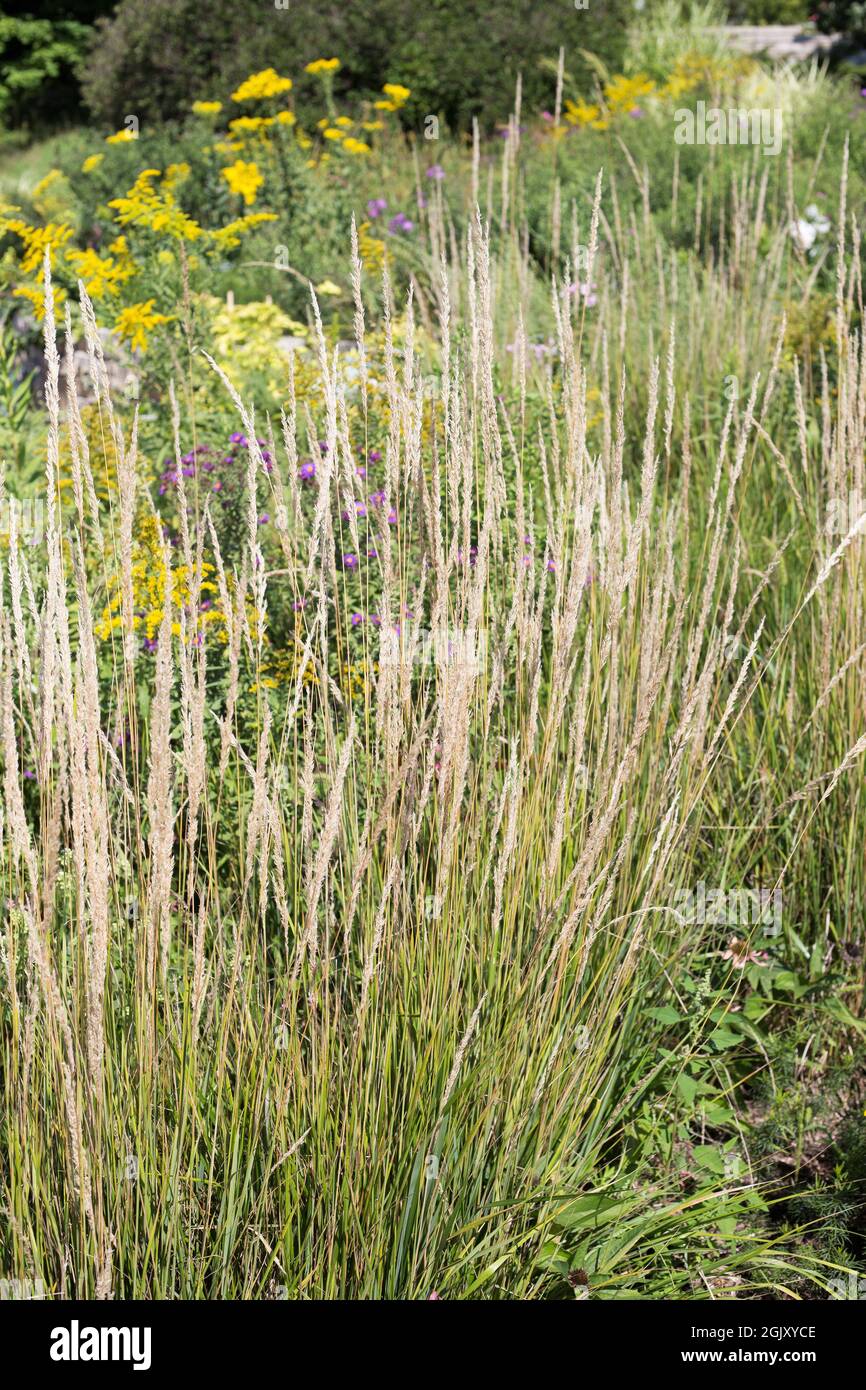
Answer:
[323,127,344,141]
[603,73,655,113]
[342,138,371,155]
[361,120,384,132]
[231,68,292,102]
[82,154,104,173]
[334,115,353,127]
[164,162,191,188]
[305,58,341,75]
[109,169,203,240]
[357,221,386,274]
[315,279,341,296]
[106,128,138,144]
[66,243,137,299]
[220,159,264,205]
[563,98,607,130]
[113,299,172,352]
[32,170,61,201]
[12,281,66,322]
[3,218,73,273]
[374,100,397,112]
[229,116,268,133]
[192,100,223,116]
[275,110,296,125]
[382,83,410,103]
[210,211,277,250]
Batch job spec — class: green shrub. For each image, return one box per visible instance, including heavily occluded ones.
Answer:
[814,0,866,44]
[0,12,92,129]
[728,0,810,22]
[81,0,631,135]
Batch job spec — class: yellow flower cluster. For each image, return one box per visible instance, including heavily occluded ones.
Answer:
[357,221,386,275]
[251,630,318,692]
[305,58,340,75]
[113,299,173,352]
[108,167,204,241]
[2,218,73,273]
[96,515,224,645]
[12,281,66,322]
[0,58,400,344]
[563,98,608,131]
[559,53,756,136]
[221,159,264,205]
[375,82,410,113]
[231,68,292,102]
[66,236,136,300]
[210,211,277,250]
[604,73,656,113]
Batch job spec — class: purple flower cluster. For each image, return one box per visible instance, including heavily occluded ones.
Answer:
[159,435,274,499]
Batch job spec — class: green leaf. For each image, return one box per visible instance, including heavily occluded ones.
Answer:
[677,1071,700,1107]
[693,1145,726,1175]
[644,1006,683,1025]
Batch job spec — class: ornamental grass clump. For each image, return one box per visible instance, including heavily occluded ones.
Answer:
[0,122,865,1298]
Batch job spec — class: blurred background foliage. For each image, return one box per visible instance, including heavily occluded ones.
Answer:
[5,0,863,144]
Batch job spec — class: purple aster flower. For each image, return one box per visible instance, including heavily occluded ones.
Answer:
[350,612,364,626]
[230,432,248,447]
[367,197,387,219]
[387,212,414,235]
[387,509,398,525]
[343,552,358,570]
[368,449,382,463]
[258,513,270,525]
[426,164,445,181]
[569,281,597,308]
[299,459,316,481]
